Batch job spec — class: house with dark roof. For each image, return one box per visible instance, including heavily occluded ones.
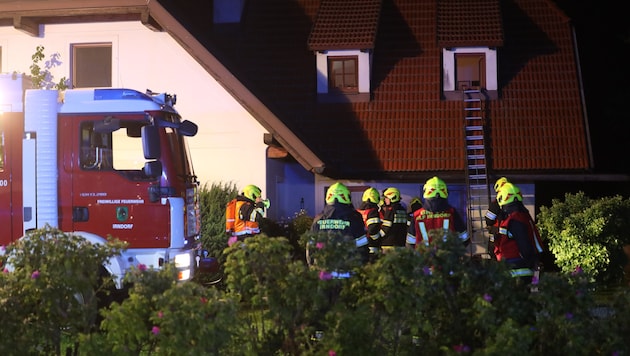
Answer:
[1,0,627,256]
[159,0,604,253]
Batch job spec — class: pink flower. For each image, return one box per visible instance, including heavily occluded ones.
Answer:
[3,268,9,274]
[138,264,147,271]
[483,293,493,302]
[319,270,332,280]
[31,270,40,279]
[565,312,573,320]
[316,242,325,249]
[531,274,539,285]
[151,326,160,335]
[157,311,163,318]
[572,266,583,275]
[328,350,337,356]
[453,344,471,353]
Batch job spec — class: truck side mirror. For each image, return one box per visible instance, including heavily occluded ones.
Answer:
[179,120,198,137]
[142,125,161,159]
[143,160,162,178]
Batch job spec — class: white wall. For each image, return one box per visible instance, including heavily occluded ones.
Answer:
[0,22,267,193]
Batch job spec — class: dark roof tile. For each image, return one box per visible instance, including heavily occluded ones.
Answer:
[176,0,590,178]
[308,0,382,50]
[437,0,504,48]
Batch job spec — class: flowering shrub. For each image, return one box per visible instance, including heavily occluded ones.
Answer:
[2,225,630,354]
[81,264,239,355]
[0,226,126,355]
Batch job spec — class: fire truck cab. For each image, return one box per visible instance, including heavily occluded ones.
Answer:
[0,74,201,287]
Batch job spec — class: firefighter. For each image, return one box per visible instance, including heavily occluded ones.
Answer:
[311,182,368,265]
[379,187,414,252]
[226,184,269,246]
[357,187,383,260]
[407,196,423,242]
[485,177,510,259]
[408,176,469,249]
[495,183,545,283]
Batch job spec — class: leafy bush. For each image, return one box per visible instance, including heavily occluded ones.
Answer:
[195,181,238,287]
[0,226,126,355]
[537,192,630,286]
[3,223,630,355]
[81,264,239,355]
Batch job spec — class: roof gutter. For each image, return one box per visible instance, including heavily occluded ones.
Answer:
[146,0,326,174]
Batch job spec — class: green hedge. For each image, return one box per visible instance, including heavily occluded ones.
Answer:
[2,190,630,355]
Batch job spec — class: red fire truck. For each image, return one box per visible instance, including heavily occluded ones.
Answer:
[0,74,202,287]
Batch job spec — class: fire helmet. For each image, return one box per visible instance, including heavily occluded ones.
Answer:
[326,182,352,205]
[493,177,510,193]
[362,187,380,204]
[496,183,522,207]
[423,176,448,199]
[242,184,262,201]
[383,187,401,203]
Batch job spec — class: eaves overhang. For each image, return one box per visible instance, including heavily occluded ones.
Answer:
[0,0,162,35]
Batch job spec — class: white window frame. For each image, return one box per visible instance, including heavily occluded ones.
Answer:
[442,47,498,92]
[315,49,372,94]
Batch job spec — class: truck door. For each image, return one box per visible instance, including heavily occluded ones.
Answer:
[0,112,24,244]
[59,115,171,248]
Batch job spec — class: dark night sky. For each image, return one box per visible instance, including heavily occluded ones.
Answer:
[551,1,630,174]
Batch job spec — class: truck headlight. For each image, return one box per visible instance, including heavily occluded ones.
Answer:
[174,253,191,268]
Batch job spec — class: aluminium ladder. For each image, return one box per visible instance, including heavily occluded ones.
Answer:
[463,89,491,258]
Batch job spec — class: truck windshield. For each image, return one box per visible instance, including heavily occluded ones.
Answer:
[165,126,196,180]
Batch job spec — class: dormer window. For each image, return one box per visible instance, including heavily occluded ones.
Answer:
[307,0,382,103]
[437,0,503,100]
[313,50,372,102]
[442,47,499,100]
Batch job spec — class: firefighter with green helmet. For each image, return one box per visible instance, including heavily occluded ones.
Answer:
[408,176,468,248]
[225,184,269,246]
[310,182,368,267]
[357,187,383,260]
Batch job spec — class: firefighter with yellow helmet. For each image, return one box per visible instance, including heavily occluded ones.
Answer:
[357,187,383,259]
[494,183,545,283]
[225,184,269,246]
[379,187,414,251]
[484,177,510,258]
[408,176,468,248]
[485,177,509,238]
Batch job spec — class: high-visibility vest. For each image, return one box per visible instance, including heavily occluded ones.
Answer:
[226,199,261,236]
[411,207,462,247]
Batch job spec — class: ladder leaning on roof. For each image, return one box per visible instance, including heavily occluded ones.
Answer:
[463,89,491,258]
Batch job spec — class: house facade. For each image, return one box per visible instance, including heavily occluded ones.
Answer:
[0,1,269,198]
